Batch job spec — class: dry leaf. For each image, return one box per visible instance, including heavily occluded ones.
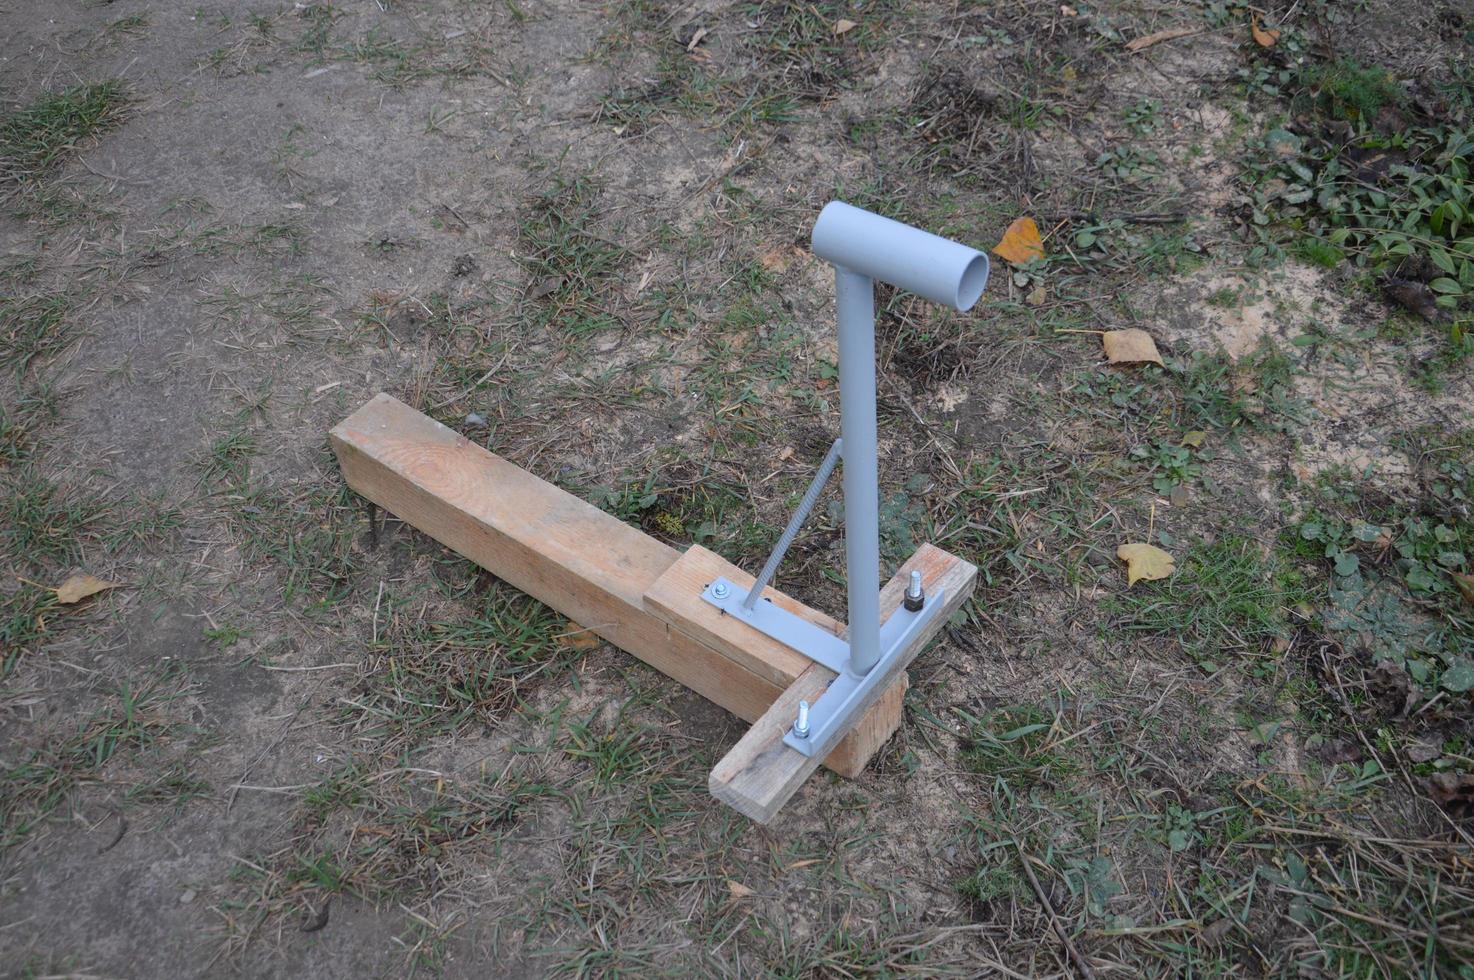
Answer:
[833,18,857,35]
[53,573,120,605]
[727,880,755,899]
[1102,329,1163,365]
[1250,14,1279,47]
[785,858,821,871]
[992,216,1044,264]
[1424,772,1474,819]
[1169,484,1189,507]
[526,275,564,300]
[1025,286,1047,306]
[1407,739,1443,763]
[555,625,602,652]
[1125,26,1199,52]
[1384,279,1444,323]
[1181,430,1207,448]
[1452,571,1474,605]
[1117,543,1175,586]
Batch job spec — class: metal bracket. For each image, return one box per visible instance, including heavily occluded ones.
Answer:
[701,577,850,674]
[700,577,946,757]
[781,587,945,757]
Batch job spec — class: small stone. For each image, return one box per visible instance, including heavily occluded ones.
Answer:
[464,412,487,428]
[180,889,196,904]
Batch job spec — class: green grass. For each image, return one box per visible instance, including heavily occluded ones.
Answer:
[516,175,628,337]
[0,81,130,181]
[0,382,59,465]
[228,479,361,609]
[0,467,107,570]
[0,295,72,375]
[1,672,186,849]
[1112,537,1294,670]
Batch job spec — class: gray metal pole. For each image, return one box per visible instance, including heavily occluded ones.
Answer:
[835,265,882,676]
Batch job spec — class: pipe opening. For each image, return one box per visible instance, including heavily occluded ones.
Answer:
[954,253,990,312]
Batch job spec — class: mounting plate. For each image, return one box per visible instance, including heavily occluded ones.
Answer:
[781,588,945,756]
[700,578,850,674]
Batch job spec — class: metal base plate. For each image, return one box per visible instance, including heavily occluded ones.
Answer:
[700,578,850,674]
[698,577,945,758]
[781,589,944,756]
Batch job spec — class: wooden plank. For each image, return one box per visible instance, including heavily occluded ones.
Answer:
[329,394,894,777]
[708,544,977,824]
[643,544,843,690]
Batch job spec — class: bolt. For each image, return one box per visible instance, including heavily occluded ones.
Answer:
[904,570,925,611]
[794,699,810,738]
[711,581,730,600]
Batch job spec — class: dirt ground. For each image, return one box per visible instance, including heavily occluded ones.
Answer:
[2,0,1472,977]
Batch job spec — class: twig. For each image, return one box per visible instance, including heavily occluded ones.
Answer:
[1015,841,1097,980]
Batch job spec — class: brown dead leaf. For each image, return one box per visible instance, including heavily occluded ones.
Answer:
[526,275,564,300]
[1250,14,1279,47]
[53,573,121,605]
[555,625,602,652]
[1424,772,1474,819]
[1102,328,1163,365]
[1452,571,1474,605]
[785,858,821,871]
[1181,430,1207,448]
[727,880,755,899]
[1117,543,1175,586]
[992,216,1044,264]
[833,18,857,35]
[1025,286,1047,307]
[1125,26,1199,52]
[1200,918,1234,946]
[1406,739,1443,764]
[1384,278,1443,322]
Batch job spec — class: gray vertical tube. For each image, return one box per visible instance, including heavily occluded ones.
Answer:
[835,266,882,676]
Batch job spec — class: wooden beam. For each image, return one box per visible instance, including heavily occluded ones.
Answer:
[329,394,897,778]
[708,544,976,824]
[643,544,843,689]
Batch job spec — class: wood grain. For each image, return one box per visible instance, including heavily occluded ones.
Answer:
[329,394,894,778]
[643,544,843,689]
[707,544,977,824]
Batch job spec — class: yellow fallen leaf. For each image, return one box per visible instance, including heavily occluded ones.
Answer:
[1452,571,1474,606]
[727,880,755,898]
[992,216,1044,265]
[1125,26,1199,52]
[1101,329,1163,365]
[555,625,602,652]
[1117,543,1175,586]
[785,858,822,871]
[1181,430,1206,448]
[1026,286,1047,306]
[53,573,121,605]
[833,18,857,35]
[1250,14,1279,47]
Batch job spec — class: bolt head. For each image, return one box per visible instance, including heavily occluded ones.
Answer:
[711,581,730,600]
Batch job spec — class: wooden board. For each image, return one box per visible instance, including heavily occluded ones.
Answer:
[643,544,844,690]
[707,544,977,824]
[329,394,898,777]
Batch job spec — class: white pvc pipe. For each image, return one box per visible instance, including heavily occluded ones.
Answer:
[811,201,989,676]
[811,201,989,313]
[835,266,882,676]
